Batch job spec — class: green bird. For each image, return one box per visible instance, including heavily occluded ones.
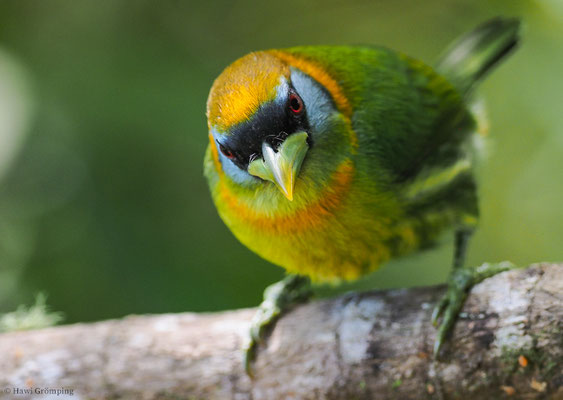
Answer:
[204,17,521,374]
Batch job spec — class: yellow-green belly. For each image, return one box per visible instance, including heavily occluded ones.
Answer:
[211,161,419,282]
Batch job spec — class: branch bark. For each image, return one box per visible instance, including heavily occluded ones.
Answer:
[0,263,561,400]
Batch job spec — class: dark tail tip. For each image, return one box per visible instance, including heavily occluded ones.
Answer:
[436,17,522,96]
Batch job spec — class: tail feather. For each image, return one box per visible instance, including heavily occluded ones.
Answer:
[436,17,521,96]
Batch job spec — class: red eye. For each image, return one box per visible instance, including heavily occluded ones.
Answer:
[289,92,303,114]
[218,142,235,159]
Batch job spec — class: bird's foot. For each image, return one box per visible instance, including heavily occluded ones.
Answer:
[243,274,312,377]
[431,261,518,357]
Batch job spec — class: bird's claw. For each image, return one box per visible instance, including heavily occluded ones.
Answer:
[243,274,311,377]
[432,261,518,357]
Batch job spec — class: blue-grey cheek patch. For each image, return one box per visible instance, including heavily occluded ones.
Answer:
[210,127,229,141]
[220,155,258,185]
[275,78,290,102]
[210,126,258,186]
[290,68,336,134]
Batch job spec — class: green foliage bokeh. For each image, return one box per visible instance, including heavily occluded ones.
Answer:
[0,0,561,323]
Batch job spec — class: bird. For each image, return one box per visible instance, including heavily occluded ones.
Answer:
[203,17,521,375]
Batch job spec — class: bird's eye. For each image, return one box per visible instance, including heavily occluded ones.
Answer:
[218,142,235,159]
[288,92,303,114]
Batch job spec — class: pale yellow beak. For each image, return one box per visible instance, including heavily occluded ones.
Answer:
[247,131,309,201]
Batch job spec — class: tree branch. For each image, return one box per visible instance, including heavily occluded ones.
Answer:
[0,263,561,400]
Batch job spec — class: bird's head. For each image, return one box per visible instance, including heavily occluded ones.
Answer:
[206,51,346,201]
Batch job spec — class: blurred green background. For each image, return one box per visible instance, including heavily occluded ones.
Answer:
[0,0,561,324]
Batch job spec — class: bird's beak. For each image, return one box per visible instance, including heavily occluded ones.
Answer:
[247,131,309,201]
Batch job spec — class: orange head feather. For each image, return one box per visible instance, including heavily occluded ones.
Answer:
[206,52,290,133]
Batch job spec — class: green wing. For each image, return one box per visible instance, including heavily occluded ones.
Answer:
[283,45,475,182]
[285,17,520,183]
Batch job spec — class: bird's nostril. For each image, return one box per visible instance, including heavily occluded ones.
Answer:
[265,131,289,152]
